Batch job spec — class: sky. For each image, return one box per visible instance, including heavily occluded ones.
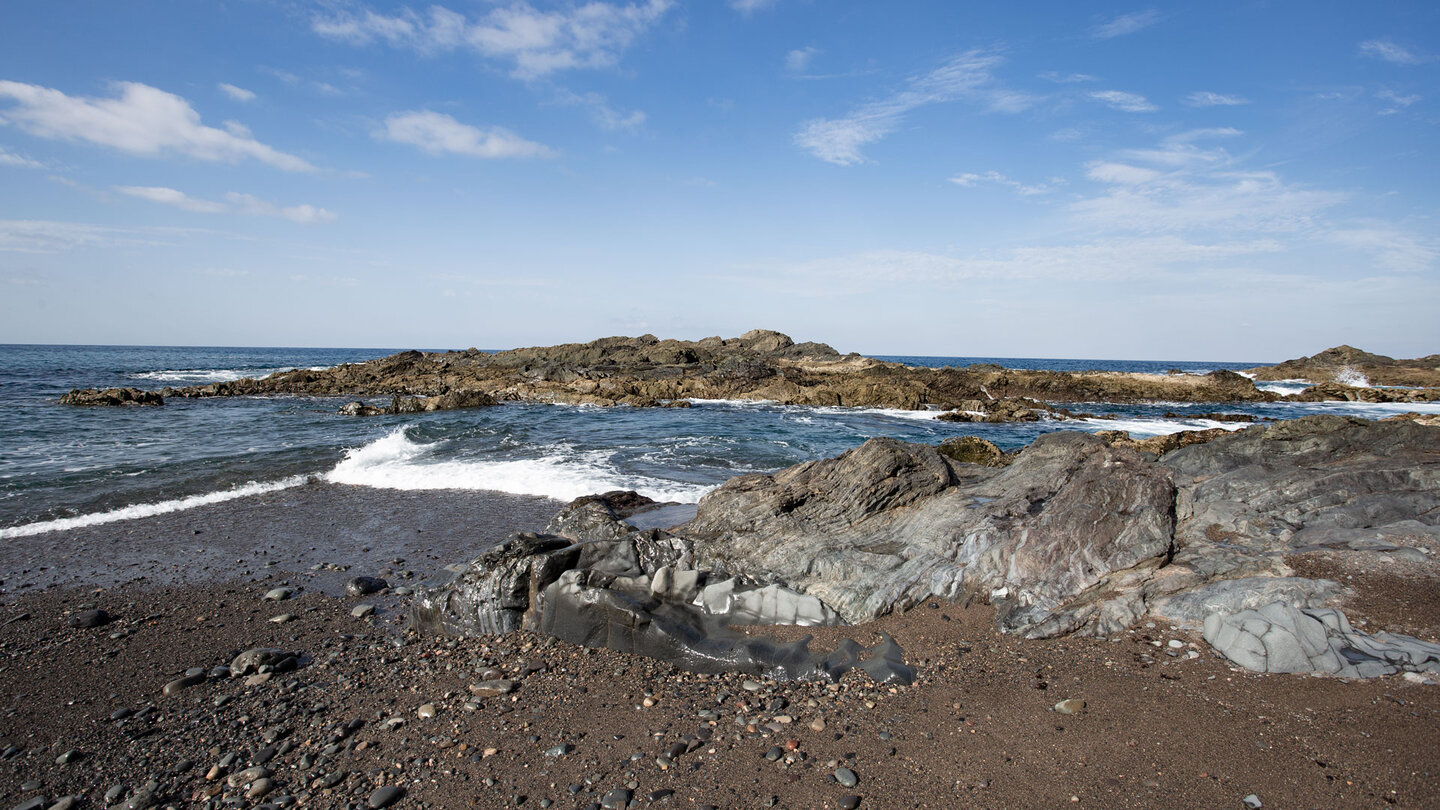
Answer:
[0,1,1436,360]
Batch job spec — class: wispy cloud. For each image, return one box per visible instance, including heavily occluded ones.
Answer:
[381,110,556,158]
[1091,10,1159,39]
[1326,224,1437,273]
[949,170,1062,196]
[0,80,312,171]
[796,50,1032,165]
[312,1,673,79]
[218,83,256,102]
[115,186,338,223]
[1039,71,1096,84]
[1358,39,1433,65]
[1088,89,1158,112]
[551,89,645,131]
[1377,88,1421,115]
[0,146,44,169]
[730,0,777,14]
[0,220,175,253]
[786,46,820,73]
[1184,90,1248,107]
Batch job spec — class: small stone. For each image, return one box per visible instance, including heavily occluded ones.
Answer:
[227,766,271,788]
[262,587,294,601]
[70,608,111,628]
[1054,699,1086,715]
[162,674,206,696]
[368,786,404,808]
[245,778,275,799]
[543,744,573,757]
[470,680,516,698]
[1242,795,1262,809]
[1167,639,1185,649]
[269,614,295,624]
[838,796,862,810]
[48,797,80,810]
[742,679,763,692]
[54,749,82,765]
[345,576,388,597]
[11,796,45,810]
[809,717,826,732]
[835,767,859,788]
[417,703,436,719]
[351,604,376,619]
[647,789,674,803]
[600,789,632,810]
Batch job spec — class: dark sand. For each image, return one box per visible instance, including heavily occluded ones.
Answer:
[2,487,1438,809]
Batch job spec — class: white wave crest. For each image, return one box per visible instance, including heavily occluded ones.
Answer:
[323,427,713,504]
[1335,366,1371,388]
[1079,417,1251,438]
[1256,379,1313,396]
[131,367,296,384]
[0,475,311,539]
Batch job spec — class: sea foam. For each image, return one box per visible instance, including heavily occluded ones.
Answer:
[323,427,714,504]
[0,475,311,539]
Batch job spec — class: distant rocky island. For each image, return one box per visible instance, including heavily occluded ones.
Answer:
[58,330,1440,417]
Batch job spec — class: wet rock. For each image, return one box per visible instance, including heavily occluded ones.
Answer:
[838,796,862,810]
[600,789,632,809]
[262,587,294,602]
[59,387,162,407]
[368,786,404,808]
[351,604,376,619]
[162,673,206,696]
[345,576,387,597]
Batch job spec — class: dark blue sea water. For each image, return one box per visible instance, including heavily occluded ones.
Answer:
[3,344,1432,538]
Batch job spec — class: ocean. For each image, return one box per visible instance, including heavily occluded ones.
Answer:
[3,344,1435,539]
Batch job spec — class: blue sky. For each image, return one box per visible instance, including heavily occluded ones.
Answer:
[1,1,1436,360]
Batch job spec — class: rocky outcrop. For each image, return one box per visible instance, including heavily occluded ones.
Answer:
[416,415,1439,679]
[59,387,163,406]
[1249,345,1440,388]
[339,390,499,416]
[62,331,1282,412]
[1093,427,1232,459]
[1289,382,1440,403]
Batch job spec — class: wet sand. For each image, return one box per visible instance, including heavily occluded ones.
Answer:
[1,488,1438,809]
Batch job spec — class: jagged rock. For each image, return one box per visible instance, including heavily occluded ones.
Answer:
[1203,602,1440,677]
[686,433,1176,635]
[410,533,579,636]
[338,401,385,416]
[59,387,163,407]
[1248,345,1440,387]
[1148,577,1341,629]
[1094,427,1231,458]
[936,436,1006,466]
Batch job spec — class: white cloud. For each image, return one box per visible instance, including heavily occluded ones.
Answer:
[1091,10,1160,39]
[381,110,556,158]
[0,80,312,171]
[312,1,673,79]
[796,50,1032,165]
[1358,39,1432,65]
[786,46,820,72]
[1185,91,1248,107]
[1326,225,1438,273]
[730,0,777,13]
[0,220,172,253]
[1039,71,1096,84]
[0,146,44,169]
[949,170,1062,196]
[552,89,645,131]
[114,185,338,224]
[1088,89,1157,112]
[1073,132,1345,233]
[218,83,257,102]
[1377,88,1421,115]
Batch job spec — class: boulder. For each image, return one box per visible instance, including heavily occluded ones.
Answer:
[59,387,163,407]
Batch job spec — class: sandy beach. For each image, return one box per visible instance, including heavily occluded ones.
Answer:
[2,487,1438,810]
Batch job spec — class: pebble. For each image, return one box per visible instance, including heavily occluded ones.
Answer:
[262,587,294,601]
[1053,699,1086,715]
[470,680,517,697]
[742,679,763,692]
[600,789,633,810]
[162,673,206,696]
[269,614,295,624]
[345,576,388,597]
[838,796,862,810]
[10,797,45,810]
[417,703,436,719]
[544,744,573,757]
[48,797,79,810]
[647,789,674,803]
[54,749,82,765]
[245,778,275,799]
[351,604,376,619]
[69,608,111,628]
[368,786,405,808]
[1167,639,1185,649]
[835,767,859,788]
[1242,795,1262,809]
[809,717,826,732]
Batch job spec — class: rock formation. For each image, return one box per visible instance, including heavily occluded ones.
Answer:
[417,415,1440,679]
[61,330,1286,414]
[1248,345,1440,388]
[59,387,164,407]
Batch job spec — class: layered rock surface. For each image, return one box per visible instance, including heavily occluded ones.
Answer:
[1248,345,1440,388]
[418,415,1439,679]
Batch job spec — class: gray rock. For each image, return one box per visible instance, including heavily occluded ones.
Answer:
[262,587,294,602]
[10,797,46,810]
[70,609,111,628]
[162,673,206,696]
[1204,602,1440,677]
[345,576,387,597]
[600,789,632,810]
[229,649,292,678]
[351,604,376,619]
[368,786,404,808]
[1149,578,1341,630]
[1242,795,1262,809]
[834,767,858,788]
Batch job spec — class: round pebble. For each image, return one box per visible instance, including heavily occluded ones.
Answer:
[369,785,405,809]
